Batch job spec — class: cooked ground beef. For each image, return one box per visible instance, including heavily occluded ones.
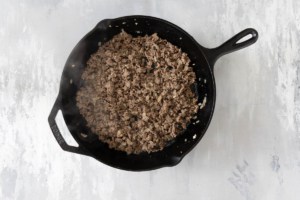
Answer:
[76,31,198,154]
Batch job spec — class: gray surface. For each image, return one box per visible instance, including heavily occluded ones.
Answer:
[1,0,300,199]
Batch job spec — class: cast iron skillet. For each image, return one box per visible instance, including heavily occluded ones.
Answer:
[48,15,258,171]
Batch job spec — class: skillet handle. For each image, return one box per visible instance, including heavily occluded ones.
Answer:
[204,28,258,67]
[48,96,90,156]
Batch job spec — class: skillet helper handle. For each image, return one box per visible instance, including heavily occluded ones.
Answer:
[48,97,89,156]
[205,28,258,67]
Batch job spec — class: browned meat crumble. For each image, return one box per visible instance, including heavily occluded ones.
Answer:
[76,31,198,154]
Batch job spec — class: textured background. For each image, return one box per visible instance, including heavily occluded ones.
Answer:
[1,0,300,199]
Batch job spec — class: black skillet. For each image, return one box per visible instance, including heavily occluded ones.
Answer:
[48,15,258,171]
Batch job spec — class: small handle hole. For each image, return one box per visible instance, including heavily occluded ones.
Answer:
[236,34,253,44]
[56,111,79,147]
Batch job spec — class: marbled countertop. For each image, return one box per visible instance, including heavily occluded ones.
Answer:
[1,0,300,199]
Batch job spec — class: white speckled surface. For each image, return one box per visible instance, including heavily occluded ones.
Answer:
[1,0,300,199]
